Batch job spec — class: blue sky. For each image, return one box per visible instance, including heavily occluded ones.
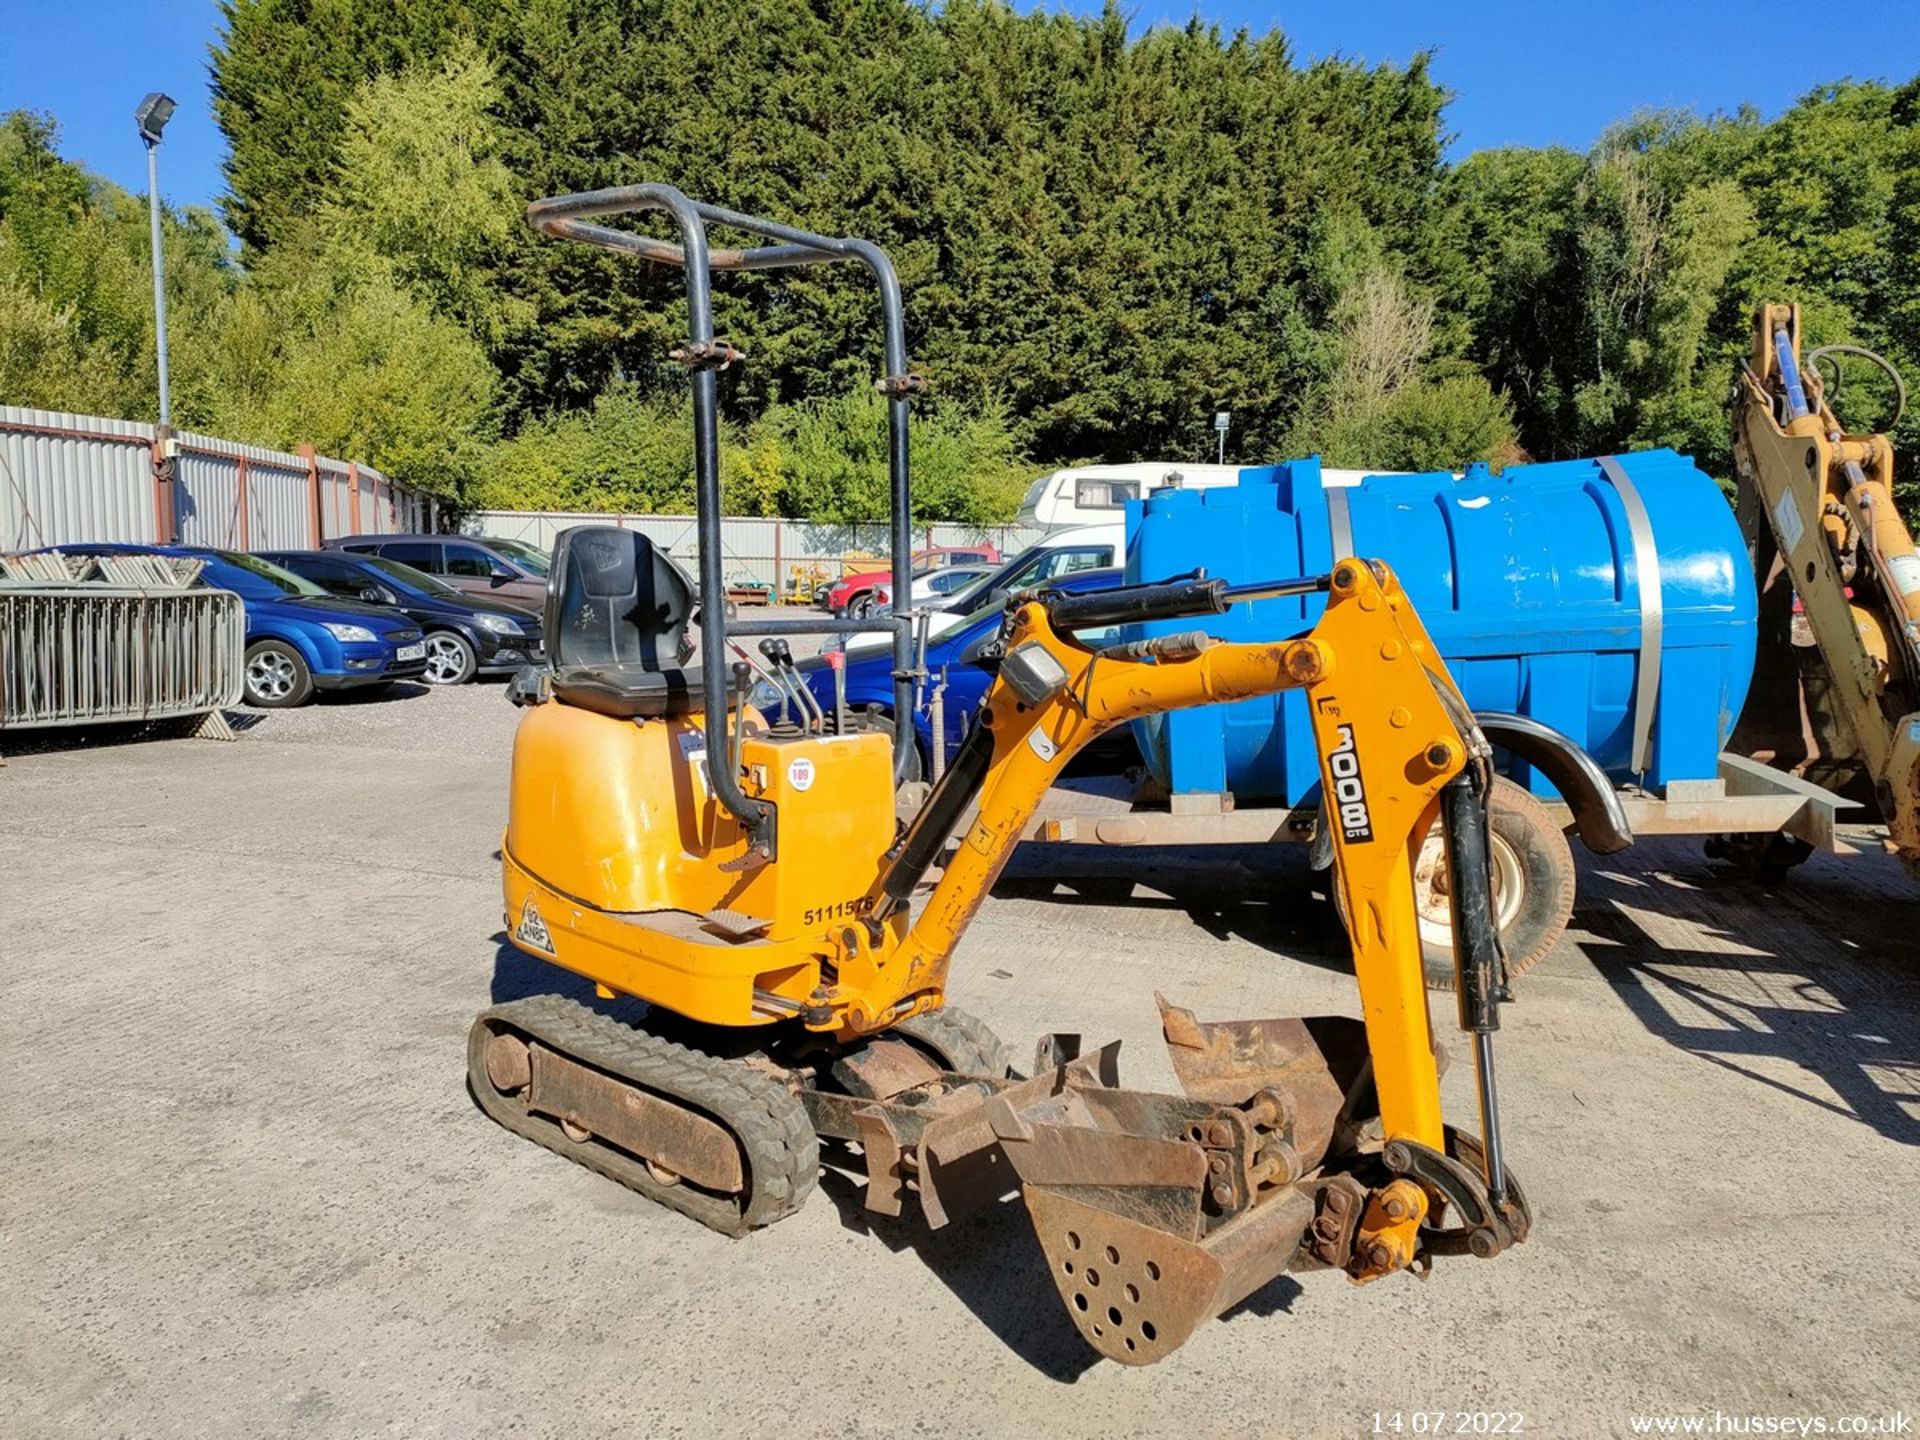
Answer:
[4,0,1918,217]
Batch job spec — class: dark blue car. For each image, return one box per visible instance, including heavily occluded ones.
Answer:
[45,543,428,708]
[260,549,545,686]
[793,567,1127,776]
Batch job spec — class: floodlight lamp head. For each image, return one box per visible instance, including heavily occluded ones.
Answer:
[135,92,177,146]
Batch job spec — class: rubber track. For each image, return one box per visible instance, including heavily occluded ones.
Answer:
[469,995,818,1237]
[894,1005,1014,1079]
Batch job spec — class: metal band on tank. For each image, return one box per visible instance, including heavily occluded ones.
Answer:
[1597,455,1664,774]
[1325,482,1354,563]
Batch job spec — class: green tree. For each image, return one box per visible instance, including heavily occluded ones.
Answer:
[211,0,1462,467]
[0,92,498,503]
[0,111,243,427]
[1284,210,1518,469]
[212,0,476,256]
[320,38,530,347]
[749,386,1028,525]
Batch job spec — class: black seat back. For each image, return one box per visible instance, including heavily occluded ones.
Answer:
[546,526,696,674]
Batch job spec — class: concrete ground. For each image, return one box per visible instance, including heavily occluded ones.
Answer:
[3,684,1916,1439]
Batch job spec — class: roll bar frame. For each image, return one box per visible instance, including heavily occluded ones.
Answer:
[527,184,919,855]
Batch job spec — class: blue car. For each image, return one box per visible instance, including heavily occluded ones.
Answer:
[45,543,429,708]
[793,567,1127,776]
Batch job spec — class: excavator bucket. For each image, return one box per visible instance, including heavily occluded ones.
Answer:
[985,999,1377,1365]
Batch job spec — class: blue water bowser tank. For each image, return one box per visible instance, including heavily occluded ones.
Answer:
[1123,451,1757,802]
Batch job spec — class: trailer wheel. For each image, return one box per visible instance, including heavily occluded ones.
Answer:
[1412,778,1575,991]
[1336,777,1574,991]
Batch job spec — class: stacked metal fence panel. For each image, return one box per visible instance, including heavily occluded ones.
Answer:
[465,510,1048,592]
[0,554,245,730]
[1,406,426,553]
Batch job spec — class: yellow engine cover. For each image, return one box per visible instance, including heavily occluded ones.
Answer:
[503,701,898,1024]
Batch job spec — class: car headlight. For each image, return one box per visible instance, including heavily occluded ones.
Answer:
[747,679,786,713]
[322,622,377,642]
[476,612,522,635]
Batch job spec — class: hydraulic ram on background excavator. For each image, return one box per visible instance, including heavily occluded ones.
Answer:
[469,185,1586,1365]
[1730,303,1920,880]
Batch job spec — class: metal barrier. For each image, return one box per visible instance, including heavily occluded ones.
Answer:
[0,553,245,733]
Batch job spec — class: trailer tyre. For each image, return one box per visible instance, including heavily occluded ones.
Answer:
[1336,777,1574,991]
[1415,778,1574,991]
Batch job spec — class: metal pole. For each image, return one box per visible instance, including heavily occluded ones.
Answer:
[144,141,170,426]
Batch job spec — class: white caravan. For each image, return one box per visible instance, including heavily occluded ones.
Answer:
[1015,462,1381,533]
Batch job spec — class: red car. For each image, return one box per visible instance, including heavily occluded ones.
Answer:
[824,545,1002,615]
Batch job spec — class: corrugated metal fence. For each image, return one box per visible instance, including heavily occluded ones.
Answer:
[466,510,1048,595]
[0,406,431,553]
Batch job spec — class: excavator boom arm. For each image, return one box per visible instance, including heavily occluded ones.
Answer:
[862,560,1478,1155]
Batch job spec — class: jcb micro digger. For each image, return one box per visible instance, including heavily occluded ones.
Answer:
[471,185,1585,1365]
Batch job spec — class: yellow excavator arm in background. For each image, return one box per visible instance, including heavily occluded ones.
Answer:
[1731,302,1920,875]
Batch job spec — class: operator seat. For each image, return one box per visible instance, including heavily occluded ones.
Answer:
[545,525,707,719]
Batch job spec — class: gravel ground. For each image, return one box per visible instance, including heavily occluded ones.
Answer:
[3,684,1917,1439]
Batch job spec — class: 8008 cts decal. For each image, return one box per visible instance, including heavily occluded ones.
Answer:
[1327,723,1374,843]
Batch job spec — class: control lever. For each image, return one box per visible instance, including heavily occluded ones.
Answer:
[759,637,825,733]
[825,650,849,736]
[729,640,790,726]
[729,661,751,773]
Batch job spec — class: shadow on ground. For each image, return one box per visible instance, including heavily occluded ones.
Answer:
[813,1149,1305,1381]
[1568,842,1920,1146]
[323,681,432,705]
[994,840,1357,978]
[0,709,263,757]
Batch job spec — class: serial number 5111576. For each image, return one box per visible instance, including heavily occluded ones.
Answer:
[1371,1415,1524,1436]
[802,898,862,927]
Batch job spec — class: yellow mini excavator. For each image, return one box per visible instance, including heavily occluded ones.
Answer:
[470,185,1597,1365]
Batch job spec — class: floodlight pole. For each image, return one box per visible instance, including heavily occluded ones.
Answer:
[136,92,178,541]
[142,134,171,426]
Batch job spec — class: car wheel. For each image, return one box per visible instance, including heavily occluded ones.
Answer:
[864,704,925,784]
[849,591,876,619]
[422,630,478,685]
[243,640,315,708]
